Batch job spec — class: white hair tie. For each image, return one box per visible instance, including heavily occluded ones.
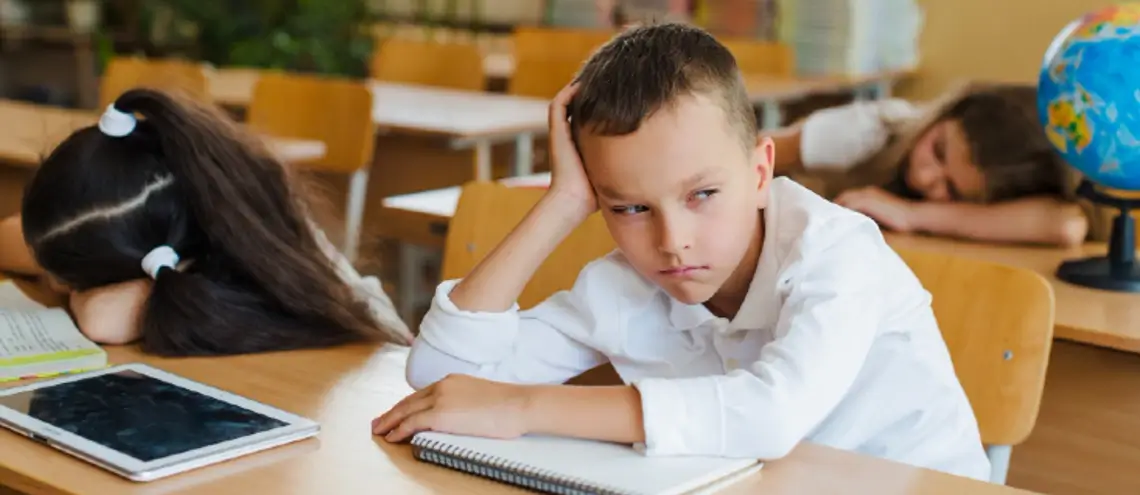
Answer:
[141,246,180,279]
[98,104,136,137]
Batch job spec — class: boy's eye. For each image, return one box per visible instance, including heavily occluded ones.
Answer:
[692,189,718,201]
[611,205,648,216]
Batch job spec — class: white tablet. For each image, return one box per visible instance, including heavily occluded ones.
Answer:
[0,363,319,482]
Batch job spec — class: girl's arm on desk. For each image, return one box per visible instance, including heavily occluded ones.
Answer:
[909,196,1088,246]
[0,214,41,276]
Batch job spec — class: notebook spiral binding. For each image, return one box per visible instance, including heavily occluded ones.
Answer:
[411,435,633,495]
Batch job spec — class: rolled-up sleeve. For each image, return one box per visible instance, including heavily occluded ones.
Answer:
[406,274,608,390]
[633,223,886,460]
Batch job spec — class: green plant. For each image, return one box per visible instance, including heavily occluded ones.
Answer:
[142,0,375,78]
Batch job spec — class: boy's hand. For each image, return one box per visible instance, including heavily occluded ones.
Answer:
[547,83,597,218]
[835,187,917,233]
[372,374,533,443]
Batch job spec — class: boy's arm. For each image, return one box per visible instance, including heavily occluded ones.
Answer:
[0,214,41,276]
[405,82,609,389]
[912,197,1089,247]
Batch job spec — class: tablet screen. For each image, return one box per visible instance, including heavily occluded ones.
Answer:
[0,369,288,461]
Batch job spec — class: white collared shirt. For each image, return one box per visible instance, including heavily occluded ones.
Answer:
[406,177,991,481]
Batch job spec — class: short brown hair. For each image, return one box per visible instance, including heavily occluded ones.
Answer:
[946,84,1069,202]
[569,23,756,152]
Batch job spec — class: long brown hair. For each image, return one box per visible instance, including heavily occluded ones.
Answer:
[21,88,409,356]
[794,81,1070,203]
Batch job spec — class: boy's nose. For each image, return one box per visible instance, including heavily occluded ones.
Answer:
[656,216,692,255]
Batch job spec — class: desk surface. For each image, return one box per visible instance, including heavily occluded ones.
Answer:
[208,69,550,141]
[0,333,1025,494]
[0,99,326,168]
[381,176,1140,354]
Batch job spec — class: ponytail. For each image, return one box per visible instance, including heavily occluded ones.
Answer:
[101,89,394,355]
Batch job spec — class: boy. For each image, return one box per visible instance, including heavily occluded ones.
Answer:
[373,23,991,481]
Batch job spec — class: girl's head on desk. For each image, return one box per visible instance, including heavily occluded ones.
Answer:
[20,88,400,356]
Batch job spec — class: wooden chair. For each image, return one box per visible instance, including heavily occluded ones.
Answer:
[246,73,375,262]
[507,27,614,99]
[99,57,209,108]
[441,181,615,309]
[894,248,1055,485]
[510,26,614,63]
[370,39,486,91]
[719,38,795,76]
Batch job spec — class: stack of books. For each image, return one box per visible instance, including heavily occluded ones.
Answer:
[788,0,922,75]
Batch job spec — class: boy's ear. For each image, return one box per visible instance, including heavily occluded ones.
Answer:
[753,135,776,184]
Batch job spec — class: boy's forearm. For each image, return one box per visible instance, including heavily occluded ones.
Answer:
[524,385,645,445]
[911,198,1088,246]
[448,191,592,312]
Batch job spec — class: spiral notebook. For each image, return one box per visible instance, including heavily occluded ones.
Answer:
[410,432,762,495]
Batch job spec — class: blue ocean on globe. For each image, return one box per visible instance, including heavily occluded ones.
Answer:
[1037,6,1140,191]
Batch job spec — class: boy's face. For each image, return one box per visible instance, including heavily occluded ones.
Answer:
[578,94,773,305]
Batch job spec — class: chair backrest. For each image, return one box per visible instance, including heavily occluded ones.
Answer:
[511,26,614,62]
[894,248,1055,447]
[100,57,209,108]
[506,27,615,99]
[508,58,586,99]
[719,38,795,76]
[246,73,375,174]
[371,39,486,91]
[442,181,616,309]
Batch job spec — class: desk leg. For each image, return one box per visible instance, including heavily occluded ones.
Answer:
[344,168,370,263]
[513,133,534,177]
[475,141,492,181]
[986,444,1011,485]
[872,80,892,99]
[397,243,422,323]
[761,100,782,130]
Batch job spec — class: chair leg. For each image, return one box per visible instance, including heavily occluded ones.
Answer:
[343,168,370,263]
[986,444,1012,485]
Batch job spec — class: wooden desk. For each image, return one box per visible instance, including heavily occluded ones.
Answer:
[884,233,1140,354]
[0,99,327,168]
[0,334,1028,494]
[208,69,550,180]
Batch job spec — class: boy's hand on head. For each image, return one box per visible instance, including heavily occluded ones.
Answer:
[547,83,598,219]
[372,374,533,443]
[835,187,917,233]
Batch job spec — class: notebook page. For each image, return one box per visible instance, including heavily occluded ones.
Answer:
[0,308,97,360]
[415,432,760,495]
[0,281,46,311]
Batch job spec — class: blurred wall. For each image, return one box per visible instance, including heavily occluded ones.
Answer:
[898,0,1126,100]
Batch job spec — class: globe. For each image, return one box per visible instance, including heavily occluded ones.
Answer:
[1037,4,1140,191]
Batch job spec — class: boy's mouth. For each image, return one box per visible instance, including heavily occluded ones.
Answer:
[659,265,708,276]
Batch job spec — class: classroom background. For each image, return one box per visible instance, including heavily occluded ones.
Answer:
[0,1,1137,494]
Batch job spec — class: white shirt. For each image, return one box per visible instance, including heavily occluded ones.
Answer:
[799,99,921,172]
[405,178,990,481]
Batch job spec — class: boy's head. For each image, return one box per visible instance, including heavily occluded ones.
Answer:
[568,23,773,306]
[905,84,1067,202]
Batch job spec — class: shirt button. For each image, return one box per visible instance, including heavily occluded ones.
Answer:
[725,358,739,370]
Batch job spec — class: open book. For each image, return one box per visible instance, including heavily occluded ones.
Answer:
[412,431,762,495]
[0,281,107,382]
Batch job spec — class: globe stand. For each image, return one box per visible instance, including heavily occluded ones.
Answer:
[1056,179,1140,292]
